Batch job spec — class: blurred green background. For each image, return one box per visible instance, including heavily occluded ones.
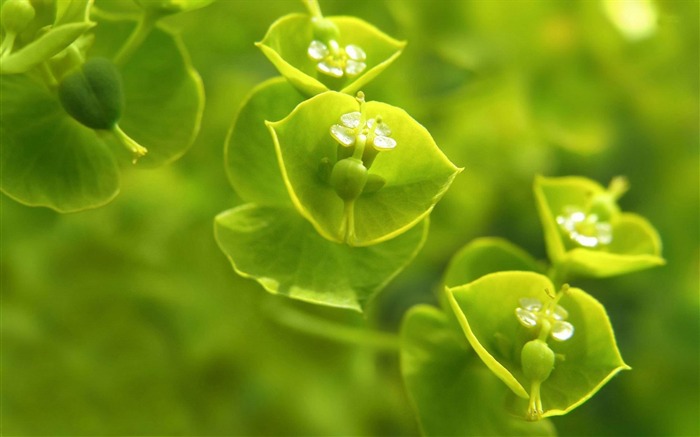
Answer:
[2,0,698,435]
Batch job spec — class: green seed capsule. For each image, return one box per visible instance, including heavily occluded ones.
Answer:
[331,157,368,201]
[1,0,35,34]
[521,339,555,383]
[311,17,340,42]
[58,57,124,130]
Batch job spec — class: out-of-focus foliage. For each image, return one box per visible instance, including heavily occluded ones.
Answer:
[2,0,698,435]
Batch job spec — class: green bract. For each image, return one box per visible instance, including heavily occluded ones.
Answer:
[225,77,304,206]
[256,13,405,96]
[534,175,664,278]
[447,271,630,420]
[400,305,556,436]
[267,91,461,246]
[443,237,544,289]
[1,12,203,211]
[214,204,428,312]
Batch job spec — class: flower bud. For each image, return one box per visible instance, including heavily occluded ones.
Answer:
[331,157,367,201]
[1,0,35,34]
[58,58,124,130]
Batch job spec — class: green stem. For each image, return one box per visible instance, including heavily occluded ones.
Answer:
[271,304,400,352]
[113,11,158,67]
[0,31,16,56]
[301,0,323,18]
[548,262,569,289]
[39,61,58,88]
[111,124,148,163]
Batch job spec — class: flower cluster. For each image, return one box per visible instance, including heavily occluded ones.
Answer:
[556,206,612,248]
[308,40,367,78]
[330,111,396,150]
[515,297,574,341]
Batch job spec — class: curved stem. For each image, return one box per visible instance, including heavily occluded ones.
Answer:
[548,262,569,290]
[39,61,58,88]
[0,32,16,56]
[301,0,323,18]
[111,124,148,163]
[113,11,158,67]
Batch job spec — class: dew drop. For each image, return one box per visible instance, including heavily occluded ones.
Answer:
[372,135,397,150]
[551,321,574,341]
[340,111,361,129]
[308,40,328,60]
[330,124,356,147]
[516,308,539,328]
[345,44,366,61]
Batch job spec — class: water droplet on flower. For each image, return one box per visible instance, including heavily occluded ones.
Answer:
[551,321,574,341]
[340,111,361,129]
[372,136,397,150]
[345,44,366,61]
[330,124,356,147]
[318,61,343,78]
[519,298,542,312]
[345,60,366,76]
[516,308,539,327]
[308,40,328,60]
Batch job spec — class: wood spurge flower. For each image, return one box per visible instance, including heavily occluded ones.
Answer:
[308,39,367,78]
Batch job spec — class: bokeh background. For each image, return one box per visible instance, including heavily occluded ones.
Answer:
[2,0,698,435]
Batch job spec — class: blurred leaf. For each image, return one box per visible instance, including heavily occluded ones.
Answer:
[447,271,630,419]
[268,91,460,246]
[0,74,120,211]
[400,304,557,436]
[133,0,216,15]
[256,13,405,96]
[1,22,95,74]
[214,204,428,312]
[225,77,303,206]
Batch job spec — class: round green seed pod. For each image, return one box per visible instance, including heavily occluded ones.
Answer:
[588,193,620,222]
[311,17,340,42]
[331,157,368,201]
[58,57,124,130]
[1,0,36,34]
[521,339,555,383]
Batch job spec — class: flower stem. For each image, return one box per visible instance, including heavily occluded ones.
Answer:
[0,31,16,56]
[301,0,323,18]
[113,11,158,67]
[111,124,148,163]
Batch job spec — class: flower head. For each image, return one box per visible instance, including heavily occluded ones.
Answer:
[515,297,574,341]
[330,111,396,151]
[308,39,367,78]
[556,206,612,248]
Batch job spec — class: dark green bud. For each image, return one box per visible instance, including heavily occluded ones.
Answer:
[331,157,367,201]
[1,0,35,34]
[58,57,124,130]
[521,339,555,383]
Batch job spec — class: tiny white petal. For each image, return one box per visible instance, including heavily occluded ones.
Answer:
[519,298,542,312]
[345,60,366,76]
[308,40,328,60]
[318,61,343,78]
[372,135,397,150]
[345,44,366,61]
[330,124,356,147]
[596,222,613,245]
[340,111,362,129]
[516,308,539,327]
[552,304,569,321]
[551,321,574,341]
[374,122,392,137]
[572,232,600,248]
